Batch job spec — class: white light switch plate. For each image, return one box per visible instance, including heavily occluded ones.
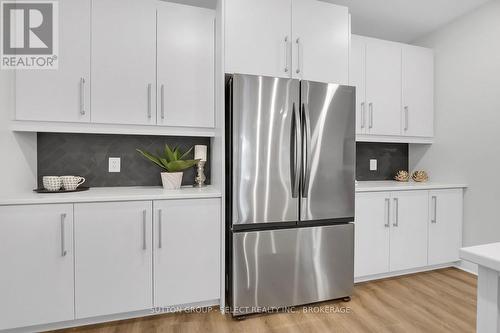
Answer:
[369,159,377,171]
[109,157,121,173]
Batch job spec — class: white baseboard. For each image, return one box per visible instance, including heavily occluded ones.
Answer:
[3,299,219,333]
[454,260,478,275]
[354,263,455,283]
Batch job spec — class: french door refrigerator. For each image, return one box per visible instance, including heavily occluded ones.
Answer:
[225,74,355,316]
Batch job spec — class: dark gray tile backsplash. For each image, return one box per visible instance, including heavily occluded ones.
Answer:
[37,133,211,188]
[356,142,408,181]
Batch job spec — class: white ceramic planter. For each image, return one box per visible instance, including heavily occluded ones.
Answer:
[161,172,183,190]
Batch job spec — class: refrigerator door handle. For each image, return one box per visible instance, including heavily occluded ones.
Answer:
[290,102,301,198]
[301,102,312,198]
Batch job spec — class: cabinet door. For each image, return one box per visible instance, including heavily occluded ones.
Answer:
[157,2,215,128]
[225,0,291,78]
[16,0,90,122]
[390,191,428,271]
[354,192,390,277]
[74,202,152,318]
[292,0,349,84]
[154,198,220,306]
[92,0,156,125]
[0,204,74,330]
[349,35,366,134]
[428,189,463,265]
[402,45,434,137]
[365,39,402,136]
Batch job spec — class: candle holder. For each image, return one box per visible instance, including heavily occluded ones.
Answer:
[194,160,206,187]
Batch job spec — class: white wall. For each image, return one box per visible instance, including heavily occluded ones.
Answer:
[410,0,500,247]
[0,72,37,194]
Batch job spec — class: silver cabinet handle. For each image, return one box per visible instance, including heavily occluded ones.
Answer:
[393,198,399,227]
[158,209,163,249]
[142,210,147,250]
[160,84,165,120]
[369,103,373,129]
[295,38,301,74]
[431,196,437,223]
[80,78,86,115]
[283,36,289,73]
[147,84,152,119]
[404,106,409,131]
[361,102,366,129]
[60,213,67,257]
[384,198,390,228]
[290,102,301,198]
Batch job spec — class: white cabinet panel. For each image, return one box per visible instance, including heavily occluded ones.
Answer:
[402,45,434,137]
[91,0,156,125]
[428,189,463,265]
[74,201,152,318]
[0,204,74,330]
[16,0,90,122]
[349,35,366,134]
[354,192,390,277]
[154,198,220,306]
[292,0,349,84]
[225,0,292,78]
[365,39,402,136]
[157,2,215,128]
[390,191,428,271]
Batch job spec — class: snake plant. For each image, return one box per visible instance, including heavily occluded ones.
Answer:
[136,144,200,173]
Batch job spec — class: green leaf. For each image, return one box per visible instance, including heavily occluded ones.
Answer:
[179,146,194,160]
[165,159,200,172]
[163,144,176,162]
[136,149,167,171]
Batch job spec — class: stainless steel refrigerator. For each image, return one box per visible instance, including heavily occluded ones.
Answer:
[225,73,355,316]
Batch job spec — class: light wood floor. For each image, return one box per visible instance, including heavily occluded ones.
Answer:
[53,268,476,333]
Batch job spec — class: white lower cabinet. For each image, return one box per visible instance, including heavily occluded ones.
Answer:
[153,198,220,306]
[74,201,153,318]
[389,191,428,271]
[428,189,463,265]
[355,188,463,280]
[0,204,74,330]
[354,192,390,277]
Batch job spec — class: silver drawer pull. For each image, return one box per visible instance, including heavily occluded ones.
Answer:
[158,209,163,249]
[393,198,399,227]
[61,213,67,257]
[431,196,437,223]
[142,210,147,250]
[384,198,390,228]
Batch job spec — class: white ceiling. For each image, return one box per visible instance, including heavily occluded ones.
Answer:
[324,0,491,42]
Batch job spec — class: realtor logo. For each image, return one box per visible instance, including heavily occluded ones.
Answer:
[1,0,58,69]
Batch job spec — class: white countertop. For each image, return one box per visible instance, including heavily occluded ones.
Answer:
[0,186,222,206]
[356,180,467,192]
[460,243,500,272]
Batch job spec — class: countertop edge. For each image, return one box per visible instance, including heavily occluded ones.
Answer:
[356,182,468,192]
[0,187,223,206]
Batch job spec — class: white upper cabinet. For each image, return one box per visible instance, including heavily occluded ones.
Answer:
[91,0,156,125]
[74,201,153,319]
[225,0,349,83]
[16,0,91,123]
[292,0,349,84]
[0,205,74,330]
[365,39,402,136]
[225,0,291,78]
[157,2,215,128]
[351,35,434,142]
[389,191,428,271]
[428,189,463,265]
[402,45,434,138]
[153,198,220,307]
[349,35,366,134]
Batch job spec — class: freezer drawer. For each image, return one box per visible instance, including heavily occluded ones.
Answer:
[231,224,354,315]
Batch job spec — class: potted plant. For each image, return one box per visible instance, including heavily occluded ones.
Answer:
[137,145,200,190]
